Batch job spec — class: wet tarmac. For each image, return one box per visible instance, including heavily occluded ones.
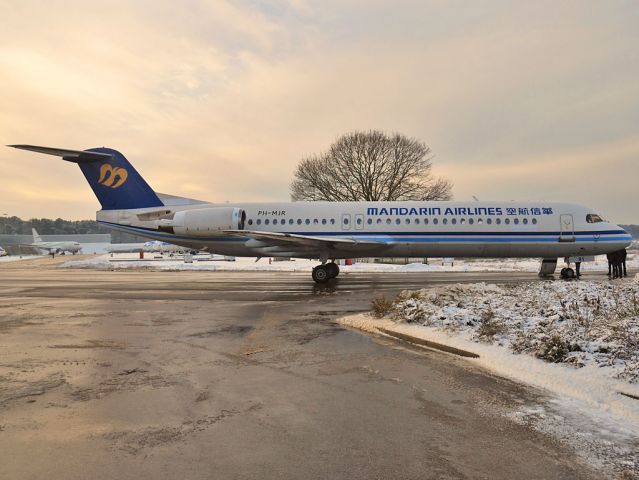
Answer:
[0,257,610,479]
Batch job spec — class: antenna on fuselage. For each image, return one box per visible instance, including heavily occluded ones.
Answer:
[472,195,479,202]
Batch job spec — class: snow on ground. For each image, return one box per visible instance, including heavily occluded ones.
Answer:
[340,279,639,475]
[0,255,44,263]
[60,252,637,273]
[339,279,639,425]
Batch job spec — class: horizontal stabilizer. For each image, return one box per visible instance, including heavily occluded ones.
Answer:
[9,144,163,210]
[156,192,207,206]
[8,145,112,163]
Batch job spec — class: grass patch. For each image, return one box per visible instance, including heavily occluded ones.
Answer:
[371,296,395,318]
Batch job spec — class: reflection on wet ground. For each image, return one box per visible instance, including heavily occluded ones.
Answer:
[0,262,612,479]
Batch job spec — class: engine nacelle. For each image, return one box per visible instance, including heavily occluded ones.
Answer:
[170,207,246,236]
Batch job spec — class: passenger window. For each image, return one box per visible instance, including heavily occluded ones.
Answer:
[343,217,349,225]
[477,218,482,224]
[532,218,538,225]
[468,218,474,225]
[443,218,448,225]
[356,217,362,225]
[451,218,457,225]
[460,218,466,224]
[395,218,401,225]
[248,219,253,226]
[496,218,501,225]
[256,219,262,225]
[377,218,382,224]
[265,219,270,225]
[322,219,327,225]
[273,219,278,225]
[367,218,372,225]
[514,218,519,225]
[305,219,310,225]
[330,219,335,225]
[314,219,319,224]
[523,218,528,225]
[405,218,411,224]
[433,218,438,225]
[386,218,391,225]
[415,218,420,224]
[424,218,429,224]
[486,218,491,225]
[297,219,302,225]
[505,219,510,225]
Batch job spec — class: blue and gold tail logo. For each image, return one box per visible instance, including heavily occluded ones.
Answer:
[98,164,128,188]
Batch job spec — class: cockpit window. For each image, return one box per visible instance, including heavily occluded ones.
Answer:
[586,214,604,223]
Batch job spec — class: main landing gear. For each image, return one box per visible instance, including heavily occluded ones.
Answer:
[312,262,340,283]
[560,266,576,280]
[538,258,576,280]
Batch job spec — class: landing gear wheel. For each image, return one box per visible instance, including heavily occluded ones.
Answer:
[560,267,575,279]
[312,265,330,283]
[326,262,340,278]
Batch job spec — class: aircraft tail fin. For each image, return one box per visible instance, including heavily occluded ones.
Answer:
[9,145,164,210]
[32,228,42,243]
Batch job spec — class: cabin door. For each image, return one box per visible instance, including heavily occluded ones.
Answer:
[341,214,351,230]
[559,214,575,242]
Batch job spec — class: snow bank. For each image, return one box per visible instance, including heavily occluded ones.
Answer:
[0,255,44,263]
[60,252,637,273]
[340,279,639,428]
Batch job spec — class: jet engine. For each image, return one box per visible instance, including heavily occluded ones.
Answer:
[166,207,246,236]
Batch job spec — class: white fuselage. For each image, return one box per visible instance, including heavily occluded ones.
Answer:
[32,240,82,254]
[96,201,632,259]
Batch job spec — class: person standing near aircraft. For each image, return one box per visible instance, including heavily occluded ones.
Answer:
[607,252,613,278]
[611,250,623,279]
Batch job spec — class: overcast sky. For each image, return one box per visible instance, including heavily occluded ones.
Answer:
[1,0,638,222]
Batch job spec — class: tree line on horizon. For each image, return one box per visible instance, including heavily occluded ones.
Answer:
[0,216,111,236]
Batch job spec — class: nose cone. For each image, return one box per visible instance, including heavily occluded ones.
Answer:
[615,225,633,248]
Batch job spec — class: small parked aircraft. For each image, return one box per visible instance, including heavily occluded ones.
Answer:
[25,228,82,255]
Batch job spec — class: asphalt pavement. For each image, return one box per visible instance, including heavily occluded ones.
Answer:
[0,258,609,479]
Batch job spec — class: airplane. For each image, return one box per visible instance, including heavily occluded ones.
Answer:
[25,227,82,255]
[9,145,632,283]
[142,240,197,254]
[105,242,146,253]
[105,241,196,254]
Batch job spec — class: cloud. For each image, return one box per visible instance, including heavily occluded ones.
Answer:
[1,0,638,222]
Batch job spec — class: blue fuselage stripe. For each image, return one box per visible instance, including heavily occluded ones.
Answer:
[98,221,631,244]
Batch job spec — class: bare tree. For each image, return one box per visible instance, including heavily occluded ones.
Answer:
[291,130,452,201]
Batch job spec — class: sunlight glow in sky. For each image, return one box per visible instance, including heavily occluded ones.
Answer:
[1,1,638,222]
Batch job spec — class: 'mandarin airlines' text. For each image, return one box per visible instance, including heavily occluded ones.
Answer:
[366,206,553,216]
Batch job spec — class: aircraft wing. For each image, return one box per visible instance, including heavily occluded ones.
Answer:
[222,230,386,254]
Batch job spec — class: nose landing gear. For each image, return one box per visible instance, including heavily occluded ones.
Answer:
[312,262,340,283]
